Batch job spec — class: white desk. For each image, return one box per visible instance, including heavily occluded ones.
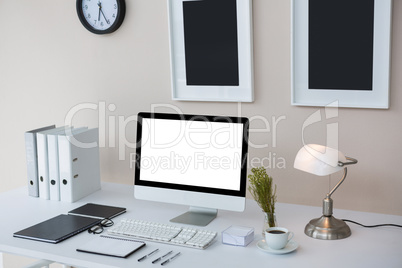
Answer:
[1,182,401,268]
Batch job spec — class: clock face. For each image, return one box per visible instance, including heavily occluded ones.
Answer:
[77,0,126,34]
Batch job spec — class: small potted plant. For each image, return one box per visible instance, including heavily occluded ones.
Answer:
[248,167,277,234]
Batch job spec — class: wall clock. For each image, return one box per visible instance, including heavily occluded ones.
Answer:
[76,0,126,34]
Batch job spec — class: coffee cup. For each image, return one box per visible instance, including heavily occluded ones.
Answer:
[265,227,294,250]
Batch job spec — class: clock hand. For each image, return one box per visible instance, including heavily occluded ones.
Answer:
[100,8,110,24]
[97,1,101,21]
[97,1,110,25]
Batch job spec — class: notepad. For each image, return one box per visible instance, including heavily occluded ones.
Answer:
[68,203,126,219]
[77,235,146,258]
[13,214,101,244]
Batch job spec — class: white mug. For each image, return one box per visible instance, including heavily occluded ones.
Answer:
[265,227,294,250]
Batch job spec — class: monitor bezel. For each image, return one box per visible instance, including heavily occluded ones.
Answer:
[134,112,249,198]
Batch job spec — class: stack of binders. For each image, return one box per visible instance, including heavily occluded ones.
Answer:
[24,126,101,202]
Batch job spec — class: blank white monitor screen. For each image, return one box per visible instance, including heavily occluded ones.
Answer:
[134,112,249,226]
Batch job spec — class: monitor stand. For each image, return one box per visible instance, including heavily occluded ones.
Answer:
[170,207,217,227]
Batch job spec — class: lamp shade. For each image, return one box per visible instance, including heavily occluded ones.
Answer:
[294,144,347,176]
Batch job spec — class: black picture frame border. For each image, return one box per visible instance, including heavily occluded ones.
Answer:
[291,0,392,109]
[168,0,254,102]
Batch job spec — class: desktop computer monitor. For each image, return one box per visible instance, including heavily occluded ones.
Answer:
[134,112,249,226]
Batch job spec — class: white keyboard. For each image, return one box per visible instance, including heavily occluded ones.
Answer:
[107,218,217,250]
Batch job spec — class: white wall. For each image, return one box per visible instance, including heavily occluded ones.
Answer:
[1,0,401,219]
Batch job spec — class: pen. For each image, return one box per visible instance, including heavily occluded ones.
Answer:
[161,252,181,266]
[138,249,159,262]
[152,250,173,264]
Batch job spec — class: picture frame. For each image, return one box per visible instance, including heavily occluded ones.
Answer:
[167,0,254,102]
[291,0,392,109]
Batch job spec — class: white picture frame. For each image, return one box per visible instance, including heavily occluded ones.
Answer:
[291,0,392,109]
[168,0,254,102]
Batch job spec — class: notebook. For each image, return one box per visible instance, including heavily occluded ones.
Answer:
[77,235,146,258]
[13,214,101,244]
[68,203,126,219]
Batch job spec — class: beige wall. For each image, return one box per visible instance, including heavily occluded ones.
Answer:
[1,0,401,220]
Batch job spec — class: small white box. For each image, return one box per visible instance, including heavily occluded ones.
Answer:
[222,226,254,247]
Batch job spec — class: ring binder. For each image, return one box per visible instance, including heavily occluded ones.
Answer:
[58,128,101,202]
[25,125,55,197]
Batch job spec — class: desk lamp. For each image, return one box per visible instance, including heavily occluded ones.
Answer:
[294,144,358,240]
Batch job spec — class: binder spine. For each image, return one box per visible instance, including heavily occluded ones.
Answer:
[25,133,39,197]
[37,133,50,200]
[48,135,60,201]
[59,136,73,202]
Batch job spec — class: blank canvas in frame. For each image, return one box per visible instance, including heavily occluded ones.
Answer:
[292,0,392,108]
[168,0,254,102]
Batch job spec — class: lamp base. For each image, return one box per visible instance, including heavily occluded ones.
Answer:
[305,215,351,240]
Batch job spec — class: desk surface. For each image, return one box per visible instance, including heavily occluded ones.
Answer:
[1,182,401,268]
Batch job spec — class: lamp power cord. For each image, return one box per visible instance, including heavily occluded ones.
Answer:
[342,219,402,228]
